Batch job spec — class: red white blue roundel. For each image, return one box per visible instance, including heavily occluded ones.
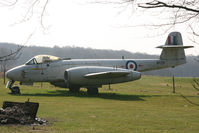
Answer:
[126,61,137,70]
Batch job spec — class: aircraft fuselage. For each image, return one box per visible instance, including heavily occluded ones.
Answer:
[6,58,185,83]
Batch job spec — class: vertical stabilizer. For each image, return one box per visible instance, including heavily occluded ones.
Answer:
[157,32,193,61]
[165,32,183,46]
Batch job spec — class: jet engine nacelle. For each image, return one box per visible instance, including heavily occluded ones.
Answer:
[64,66,141,87]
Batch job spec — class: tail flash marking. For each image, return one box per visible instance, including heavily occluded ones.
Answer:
[168,36,171,45]
[173,35,177,45]
[167,35,177,45]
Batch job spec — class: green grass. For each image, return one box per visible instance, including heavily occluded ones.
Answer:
[0,76,199,133]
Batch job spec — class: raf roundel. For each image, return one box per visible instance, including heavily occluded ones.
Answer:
[126,61,137,71]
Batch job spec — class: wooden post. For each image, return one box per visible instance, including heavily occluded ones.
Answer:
[3,64,6,85]
[172,75,175,93]
[109,83,111,90]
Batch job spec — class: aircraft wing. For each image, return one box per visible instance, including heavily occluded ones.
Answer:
[84,70,131,79]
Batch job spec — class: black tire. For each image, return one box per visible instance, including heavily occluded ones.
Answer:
[69,86,80,93]
[10,86,21,94]
[87,88,99,95]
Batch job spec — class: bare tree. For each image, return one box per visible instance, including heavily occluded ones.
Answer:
[0,46,23,84]
[94,0,199,39]
[138,1,199,37]
[1,0,198,36]
[0,45,23,61]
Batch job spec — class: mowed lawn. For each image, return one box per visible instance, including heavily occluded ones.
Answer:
[0,76,199,133]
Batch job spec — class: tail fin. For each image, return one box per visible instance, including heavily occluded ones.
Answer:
[157,32,193,61]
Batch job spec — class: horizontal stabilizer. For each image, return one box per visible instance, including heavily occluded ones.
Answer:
[84,71,131,79]
[157,45,193,49]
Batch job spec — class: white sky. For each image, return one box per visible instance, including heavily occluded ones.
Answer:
[0,0,198,55]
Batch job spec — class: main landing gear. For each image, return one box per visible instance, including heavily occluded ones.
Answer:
[69,86,80,93]
[6,80,21,94]
[69,86,99,95]
[87,87,99,95]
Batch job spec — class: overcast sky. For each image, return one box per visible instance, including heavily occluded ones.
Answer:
[0,0,197,55]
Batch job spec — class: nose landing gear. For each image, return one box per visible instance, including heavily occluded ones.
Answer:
[6,80,21,94]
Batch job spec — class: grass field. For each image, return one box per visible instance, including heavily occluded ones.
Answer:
[0,76,199,133]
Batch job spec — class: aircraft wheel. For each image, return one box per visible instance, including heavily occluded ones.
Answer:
[87,87,99,95]
[10,86,21,94]
[69,86,80,93]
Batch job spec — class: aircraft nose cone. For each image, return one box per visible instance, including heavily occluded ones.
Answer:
[5,69,15,80]
[6,66,23,81]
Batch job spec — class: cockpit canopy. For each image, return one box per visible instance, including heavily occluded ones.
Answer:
[26,55,61,65]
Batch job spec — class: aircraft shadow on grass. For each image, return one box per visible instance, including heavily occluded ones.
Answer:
[17,90,153,101]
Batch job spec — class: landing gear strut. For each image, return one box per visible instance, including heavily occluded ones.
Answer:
[6,80,21,94]
[87,87,99,95]
[69,86,80,93]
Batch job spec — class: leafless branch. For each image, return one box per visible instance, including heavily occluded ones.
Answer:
[0,46,23,61]
[40,0,49,30]
[179,93,199,106]
[138,1,199,13]
[0,0,18,6]
[173,78,199,107]
[8,0,50,31]
[189,25,199,37]
[0,31,33,62]
[20,0,40,23]
[192,78,199,91]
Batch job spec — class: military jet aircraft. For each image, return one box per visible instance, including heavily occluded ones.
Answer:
[5,32,193,94]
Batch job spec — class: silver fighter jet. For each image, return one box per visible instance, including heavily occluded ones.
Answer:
[5,32,193,94]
